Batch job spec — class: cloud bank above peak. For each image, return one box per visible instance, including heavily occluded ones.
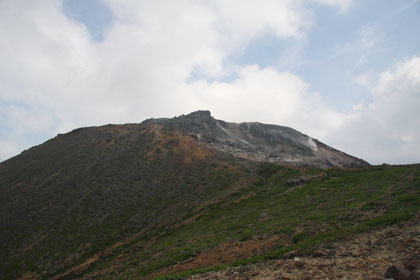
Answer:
[0,0,419,165]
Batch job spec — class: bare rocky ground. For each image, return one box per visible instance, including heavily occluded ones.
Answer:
[147,111,369,168]
[188,217,420,280]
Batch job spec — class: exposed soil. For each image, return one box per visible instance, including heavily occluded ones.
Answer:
[189,218,420,280]
[152,235,281,278]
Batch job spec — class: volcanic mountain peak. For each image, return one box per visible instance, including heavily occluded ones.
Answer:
[145,110,368,168]
[1,111,418,280]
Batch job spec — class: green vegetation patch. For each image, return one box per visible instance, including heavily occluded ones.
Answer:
[143,164,420,279]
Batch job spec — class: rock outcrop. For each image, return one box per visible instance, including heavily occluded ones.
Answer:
[146,110,369,168]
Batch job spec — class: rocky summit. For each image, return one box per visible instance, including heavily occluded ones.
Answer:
[146,110,369,168]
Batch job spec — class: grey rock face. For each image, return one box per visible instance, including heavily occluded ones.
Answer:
[145,110,369,168]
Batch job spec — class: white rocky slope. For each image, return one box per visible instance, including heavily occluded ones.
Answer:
[146,110,369,168]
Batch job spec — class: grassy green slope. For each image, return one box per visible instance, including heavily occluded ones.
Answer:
[118,164,419,280]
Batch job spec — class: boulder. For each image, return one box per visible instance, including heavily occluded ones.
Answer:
[384,265,419,280]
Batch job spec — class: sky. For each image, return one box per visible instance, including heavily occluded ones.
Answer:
[0,0,419,165]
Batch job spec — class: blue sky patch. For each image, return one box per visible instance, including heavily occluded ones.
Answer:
[62,0,114,41]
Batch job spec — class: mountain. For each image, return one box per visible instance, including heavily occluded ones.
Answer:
[0,119,253,279]
[0,111,418,280]
[145,110,368,168]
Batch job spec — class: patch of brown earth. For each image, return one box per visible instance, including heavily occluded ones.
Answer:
[17,272,37,280]
[152,235,281,277]
[10,233,48,259]
[144,124,214,164]
[51,229,148,280]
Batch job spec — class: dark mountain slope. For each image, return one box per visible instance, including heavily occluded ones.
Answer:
[0,122,256,279]
[146,111,369,168]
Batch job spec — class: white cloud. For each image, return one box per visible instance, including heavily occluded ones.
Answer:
[327,56,420,164]
[0,0,419,166]
[210,0,313,42]
[0,140,20,163]
[183,65,344,139]
[312,0,353,12]
[186,65,311,122]
[0,0,317,160]
[353,72,375,88]
[6,105,56,135]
